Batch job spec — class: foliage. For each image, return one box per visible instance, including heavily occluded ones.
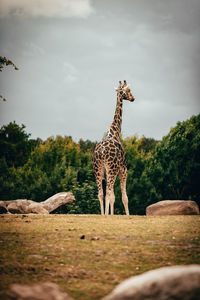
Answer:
[0,122,38,168]
[0,127,98,213]
[0,56,19,72]
[137,136,159,153]
[0,56,19,101]
[144,114,200,208]
[0,114,199,214]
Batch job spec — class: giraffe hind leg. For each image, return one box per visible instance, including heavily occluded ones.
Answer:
[105,170,118,215]
[119,167,129,215]
[95,171,105,215]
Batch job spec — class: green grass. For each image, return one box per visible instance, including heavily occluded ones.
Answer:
[0,214,200,299]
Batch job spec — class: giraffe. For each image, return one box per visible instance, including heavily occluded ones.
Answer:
[93,80,135,215]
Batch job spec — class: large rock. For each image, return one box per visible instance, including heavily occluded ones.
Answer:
[5,200,49,214]
[103,265,200,300]
[0,192,75,214]
[7,282,74,300]
[146,200,199,216]
[41,192,75,212]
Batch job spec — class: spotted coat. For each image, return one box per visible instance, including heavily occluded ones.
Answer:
[93,80,135,215]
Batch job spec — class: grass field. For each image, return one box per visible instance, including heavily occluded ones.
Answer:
[0,214,200,299]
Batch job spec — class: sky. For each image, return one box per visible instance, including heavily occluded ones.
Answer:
[0,0,200,142]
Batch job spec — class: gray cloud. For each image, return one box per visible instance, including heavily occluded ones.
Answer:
[0,0,199,142]
[0,0,94,18]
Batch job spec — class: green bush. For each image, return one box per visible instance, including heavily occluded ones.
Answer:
[0,114,199,214]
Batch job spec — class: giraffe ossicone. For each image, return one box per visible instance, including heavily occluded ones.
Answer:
[93,80,135,215]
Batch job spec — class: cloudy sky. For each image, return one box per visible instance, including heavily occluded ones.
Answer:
[0,0,199,142]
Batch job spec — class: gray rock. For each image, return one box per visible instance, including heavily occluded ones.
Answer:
[5,199,48,214]
[146,200,199,216]
[41,192,75,213]
[103,265,200,300]
[0,192,75,214]
[7,282,74,300]
[26,202,49,214]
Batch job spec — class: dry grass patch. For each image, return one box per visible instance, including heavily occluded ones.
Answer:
[0,214,200,299]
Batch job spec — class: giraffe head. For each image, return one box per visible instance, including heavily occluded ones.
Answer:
[116,80,135,102]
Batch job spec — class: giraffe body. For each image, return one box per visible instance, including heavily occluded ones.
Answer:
[93,81,135,215]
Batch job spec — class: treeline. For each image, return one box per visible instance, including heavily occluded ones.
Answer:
[0,114,199,214]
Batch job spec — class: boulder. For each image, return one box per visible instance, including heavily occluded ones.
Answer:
[7,282,74,300]
[5,199,48,214]
[0,192,75,214]
[7,201,25,214]
[102,265,200,300]
[0,202,8,214]
[41,192,75,213]
[146,200,199,216]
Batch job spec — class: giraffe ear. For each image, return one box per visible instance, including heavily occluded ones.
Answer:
[118,81,122,88]
[123,80,127,87]
[124,84,130,90]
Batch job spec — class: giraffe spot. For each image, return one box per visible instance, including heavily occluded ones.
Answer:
[110,151,116,156]
[114,141,119,147]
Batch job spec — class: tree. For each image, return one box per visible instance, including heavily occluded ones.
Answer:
[1,115,199,214]
[137,136,159,153]
[78,139,97,152]
[0,122,41,200]
[0,133,99,212]
[0,122,36,168]
[144,114,200,208]
[0,56,19,101]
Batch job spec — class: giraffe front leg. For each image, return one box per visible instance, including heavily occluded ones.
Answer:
[122,191,129,215]
[105,173,117,215]
[93,165,105,215]
[105,194,110,215]
[109,190,115,215]
[119,167,129,215]
[105,190,115,215]
[96,176,105,215]
[105,191,115,215]
[98,189,104,215]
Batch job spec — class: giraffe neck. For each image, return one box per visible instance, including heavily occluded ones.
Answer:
[108,92,123,139]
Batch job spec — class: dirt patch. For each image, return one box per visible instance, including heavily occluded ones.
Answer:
[0,214,200,300]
